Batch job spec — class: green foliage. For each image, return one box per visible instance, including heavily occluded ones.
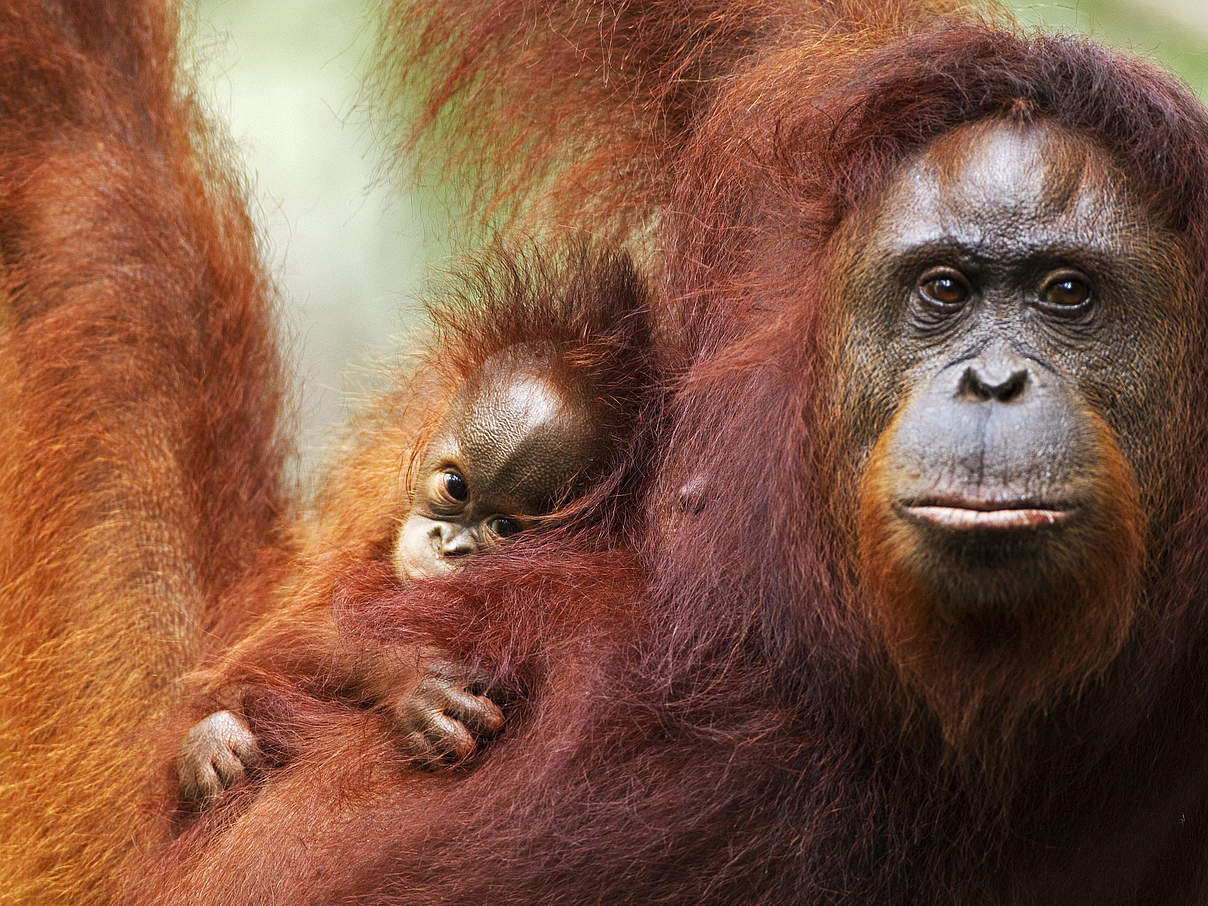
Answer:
[1012,0,1208,96]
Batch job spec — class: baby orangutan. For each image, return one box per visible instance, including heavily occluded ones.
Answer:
[178,343,620,810]
[386,343,611,757]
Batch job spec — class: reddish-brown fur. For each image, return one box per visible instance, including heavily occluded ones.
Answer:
[0,2,290,902]
[127,3,1208,904]
[156,245,655,787]
[11,1,1208,904]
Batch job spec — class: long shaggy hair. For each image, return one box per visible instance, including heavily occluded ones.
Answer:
[111,1,1208,904]
[129,240,659,887]
[0,2,291,903]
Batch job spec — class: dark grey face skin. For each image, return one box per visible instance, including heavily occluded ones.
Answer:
[393,348,606,580]
[830,118,1192,599]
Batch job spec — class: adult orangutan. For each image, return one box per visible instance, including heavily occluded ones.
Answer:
[121,1,1208,905]
[9,1,1208,905]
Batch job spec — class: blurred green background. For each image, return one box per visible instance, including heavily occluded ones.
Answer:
[186,0,1208,476]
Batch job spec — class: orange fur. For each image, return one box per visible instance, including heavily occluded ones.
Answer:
[857,408,1144,764]
[8,1,1208,903]
[152,243,655,825]
[0,3,290,901]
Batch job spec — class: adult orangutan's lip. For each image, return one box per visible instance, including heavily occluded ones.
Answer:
[897,499,1072,531]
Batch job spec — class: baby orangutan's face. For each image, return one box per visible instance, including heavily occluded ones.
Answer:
[393,351,606,580]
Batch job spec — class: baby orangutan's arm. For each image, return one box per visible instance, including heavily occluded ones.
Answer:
[177,602,505,810]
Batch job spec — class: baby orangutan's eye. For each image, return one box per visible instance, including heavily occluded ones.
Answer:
[487,516,522,538]
[441,470,468,502]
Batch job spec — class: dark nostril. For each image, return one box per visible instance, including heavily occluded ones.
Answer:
[440,533,476,557]
[958,365,1029,402]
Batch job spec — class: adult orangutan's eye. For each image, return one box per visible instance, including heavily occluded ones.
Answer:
[918,268,972,308]
[1040,270,1093,314]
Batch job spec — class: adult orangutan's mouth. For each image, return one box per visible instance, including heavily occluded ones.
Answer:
[897,497,1073,531]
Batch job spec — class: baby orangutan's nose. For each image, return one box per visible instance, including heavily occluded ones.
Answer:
[439,526,477,558]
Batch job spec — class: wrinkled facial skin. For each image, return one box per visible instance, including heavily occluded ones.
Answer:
[831,118,1193,614]
[393,349,606,580]
[821,118,1196,742]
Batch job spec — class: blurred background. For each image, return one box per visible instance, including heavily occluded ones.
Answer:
[186,0,1208,479]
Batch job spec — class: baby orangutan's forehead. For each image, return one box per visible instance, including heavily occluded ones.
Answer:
[459,371,572,461]
[430,362,608,511]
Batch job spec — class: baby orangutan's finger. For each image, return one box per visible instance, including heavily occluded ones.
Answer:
[398,711,476,768]
[417,660,505,733]
[437,686,505,737]
[392,654,508,769]
[178,710,263,810]
[424,711,478,761]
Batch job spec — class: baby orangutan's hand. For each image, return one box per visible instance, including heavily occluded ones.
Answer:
[178,709,263,810]
[392,655,505,769]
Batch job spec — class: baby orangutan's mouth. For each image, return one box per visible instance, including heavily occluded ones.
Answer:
[897,496,1073,532]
